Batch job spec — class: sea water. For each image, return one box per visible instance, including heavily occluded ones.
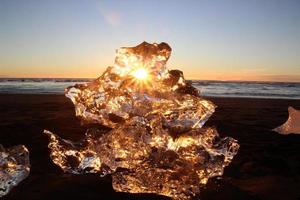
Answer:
[0,78,300,99]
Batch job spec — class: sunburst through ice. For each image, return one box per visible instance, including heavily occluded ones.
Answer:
[44,42,239,200]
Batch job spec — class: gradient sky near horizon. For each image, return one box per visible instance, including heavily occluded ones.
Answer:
[0,0,300,81]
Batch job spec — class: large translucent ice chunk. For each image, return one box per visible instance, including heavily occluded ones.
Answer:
[45,42,239,199]
[273,106,300,134]
[0,145,30,197]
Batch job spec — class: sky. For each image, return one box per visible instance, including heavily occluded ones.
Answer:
[0,0,300,81]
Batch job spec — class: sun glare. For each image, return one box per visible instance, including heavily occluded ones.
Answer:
[131,68,148,80]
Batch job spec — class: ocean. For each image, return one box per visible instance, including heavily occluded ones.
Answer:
[0,78,300,99]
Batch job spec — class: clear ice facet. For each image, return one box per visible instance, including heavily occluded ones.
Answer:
[45,42,239,199]
[0,145,30,197]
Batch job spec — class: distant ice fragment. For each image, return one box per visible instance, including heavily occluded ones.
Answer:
[273,106,300,134]
[0,145,30,197]
[45,42,239,199]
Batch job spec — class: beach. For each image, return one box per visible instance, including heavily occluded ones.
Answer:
[1,94,300,200]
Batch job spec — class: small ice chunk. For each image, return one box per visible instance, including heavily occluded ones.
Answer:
[0,145,30,197]
[273,106,300,135]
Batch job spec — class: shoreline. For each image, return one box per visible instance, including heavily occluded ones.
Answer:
[1,93,300,101]
[1,94,300,200]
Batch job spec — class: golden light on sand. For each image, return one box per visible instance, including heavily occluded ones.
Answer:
[131,67,148,81]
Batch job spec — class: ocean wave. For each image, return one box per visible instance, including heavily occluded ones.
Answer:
[0,79,299,99]
[0,78,91,83]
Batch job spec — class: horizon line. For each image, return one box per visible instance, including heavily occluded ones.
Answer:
[1,77,300,83]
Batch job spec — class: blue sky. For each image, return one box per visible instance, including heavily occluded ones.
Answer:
[0,0,299,81]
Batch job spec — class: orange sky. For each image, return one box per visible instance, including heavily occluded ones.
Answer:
[1,0,300,82]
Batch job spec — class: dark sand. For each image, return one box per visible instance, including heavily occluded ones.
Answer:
[1,94,300,200]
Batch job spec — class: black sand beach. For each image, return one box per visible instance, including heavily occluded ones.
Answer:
[1,94,300,200]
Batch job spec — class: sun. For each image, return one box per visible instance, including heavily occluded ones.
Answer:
[131,68,149,80]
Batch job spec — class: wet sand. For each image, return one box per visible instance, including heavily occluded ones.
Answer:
[1,94,300,200]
